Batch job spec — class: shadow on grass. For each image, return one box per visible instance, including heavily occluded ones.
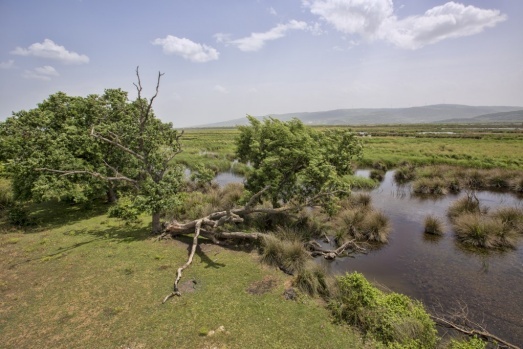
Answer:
[8,236,103,269]
[28,200,111,232]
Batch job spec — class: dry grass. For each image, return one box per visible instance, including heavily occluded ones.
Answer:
[423,215,444,236]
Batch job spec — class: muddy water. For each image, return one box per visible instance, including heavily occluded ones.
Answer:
[325,171,523,344]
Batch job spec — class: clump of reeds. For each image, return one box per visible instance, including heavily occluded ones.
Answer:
[394,164,416,184]
[412,178,448,196]
[453,214,513,249]
[336,208,391,244]
[294,261,333,297]
[370,169,385,182]
[340,193,372,210]
[447,195,484,220]
[260,234,309,274]
[423,215,444,235]
[360,210,391,243]
[490,207,523,235]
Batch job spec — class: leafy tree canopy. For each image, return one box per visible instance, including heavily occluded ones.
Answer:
[236,116,362,211]
[0,70,183,233]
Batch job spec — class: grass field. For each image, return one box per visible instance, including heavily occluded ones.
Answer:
[0,201,364,349]
[178,125,523,171]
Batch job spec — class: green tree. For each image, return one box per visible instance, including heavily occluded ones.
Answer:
[0,68,183,233]
[236,116,362,211]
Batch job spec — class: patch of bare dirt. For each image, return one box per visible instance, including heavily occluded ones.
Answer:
[246,275,278,295]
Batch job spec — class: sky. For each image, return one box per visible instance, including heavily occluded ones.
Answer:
[1,0,522,127]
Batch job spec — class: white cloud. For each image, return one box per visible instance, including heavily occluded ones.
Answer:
[34,65,59,76]
[152,35,219,63]
[0,60,15,69]
[384,2,508,49]
[11,39,89,64]
[215,20,309,52]
[213,85,229,94]
[268,7,277,16]
[304,0,507,49]
[22,65,59,80]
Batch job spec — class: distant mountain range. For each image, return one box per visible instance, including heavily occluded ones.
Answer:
[195,104,523,127]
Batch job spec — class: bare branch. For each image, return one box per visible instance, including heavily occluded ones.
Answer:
[90,127,145,162]
[430,314,519,349]
[162,219,202,303]
[36,168,137,184]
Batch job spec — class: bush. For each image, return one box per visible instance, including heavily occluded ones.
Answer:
[329,272,437,348]
[7,204,34,227]
[0,178,14,211]
[447,336,486,349]
[423,215,444,235]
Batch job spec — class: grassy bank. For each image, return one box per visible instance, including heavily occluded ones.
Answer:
[0,201,367,349]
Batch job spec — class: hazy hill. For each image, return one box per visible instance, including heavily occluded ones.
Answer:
[195,104,523,127]
[435,109,523,123]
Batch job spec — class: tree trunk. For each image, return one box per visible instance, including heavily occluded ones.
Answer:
[152,212,162,235]
[106,184,118,203]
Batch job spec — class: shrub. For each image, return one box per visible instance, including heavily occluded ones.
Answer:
[447,336,486,349]
[329,272,437,348]
[0,178,14,210]
[7,204,34,227]
[423,215,444,235]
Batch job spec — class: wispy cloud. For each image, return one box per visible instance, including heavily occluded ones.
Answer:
[152,35,219,63]
[213,85,229,94]
[22,65,59,80]
[215,20,309,52]
[0,60,15,69]
[304,0,507,49]
[11,39,89,64]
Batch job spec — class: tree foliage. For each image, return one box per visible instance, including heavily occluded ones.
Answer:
[0,69,183,233]
[236,116,362,211]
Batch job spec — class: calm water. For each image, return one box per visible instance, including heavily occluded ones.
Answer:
[326,171,523,344]
[214,169,523,344]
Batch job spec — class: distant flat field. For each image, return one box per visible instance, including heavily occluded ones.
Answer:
[180,124,523,170]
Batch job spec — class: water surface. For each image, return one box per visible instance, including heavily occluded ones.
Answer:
[326,171,523,344]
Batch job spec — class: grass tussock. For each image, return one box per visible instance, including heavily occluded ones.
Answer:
[293,261,333,298]
[413,177,449,196]
[424,215,444,236]
[335,208,390,244]
[260,234,309,274]
[394,163,416,184]
[453,213,518,250]
[447,196,485,220]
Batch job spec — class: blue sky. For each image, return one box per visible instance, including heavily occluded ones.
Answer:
[1,0,522,127]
